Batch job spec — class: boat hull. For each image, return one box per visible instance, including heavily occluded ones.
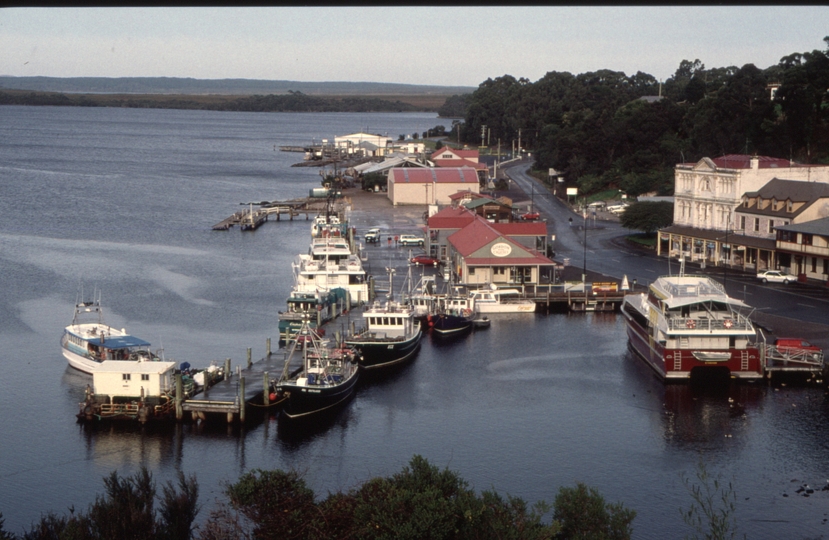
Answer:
[347,328,422,370]
[430,314,473,336]
[623,310,763,380]
[278,370,359,419]
[474,302,536,314]
[62,346,101,374]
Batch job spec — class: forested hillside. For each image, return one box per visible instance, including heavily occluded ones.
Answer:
[456,37,829,197]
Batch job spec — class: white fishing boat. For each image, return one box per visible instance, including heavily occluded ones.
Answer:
[468,285,536,314]
[292,237,369,305]
[61,294,162,375]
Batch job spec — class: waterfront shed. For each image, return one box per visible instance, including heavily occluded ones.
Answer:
[387,167,480,205]
[92,360,176,398]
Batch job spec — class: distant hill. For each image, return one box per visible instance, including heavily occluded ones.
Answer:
[0,76,475,96]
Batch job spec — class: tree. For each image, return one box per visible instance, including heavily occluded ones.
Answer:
[553,482,636,540]
[680,462,743,540]
[619,201,674,234]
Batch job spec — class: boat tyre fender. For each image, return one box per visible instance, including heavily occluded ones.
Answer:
[723,319,733,329]
[686,319,696,329]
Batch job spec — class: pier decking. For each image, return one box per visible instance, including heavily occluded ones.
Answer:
[212,197,347,231]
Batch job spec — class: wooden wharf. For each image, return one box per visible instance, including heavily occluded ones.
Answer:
[212,197,342,231]
[179,338,296,423]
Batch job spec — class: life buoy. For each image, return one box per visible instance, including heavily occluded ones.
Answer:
[723,319,733,329]
[686,319,696,329]
[463,309,472,317]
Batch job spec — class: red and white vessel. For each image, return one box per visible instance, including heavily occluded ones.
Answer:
[621,273,762,380]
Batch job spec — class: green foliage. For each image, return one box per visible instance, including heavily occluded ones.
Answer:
[223,469,317,540]
[553,482,636,540]
[680,462,743,540]
[19,468,200,540]
[619,201,674,234]
[435,139,444,150]
[362,172,387,191]
[438,94,471,118]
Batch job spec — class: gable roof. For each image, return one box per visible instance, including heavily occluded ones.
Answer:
[434,159,488,170]
[388,167,479,184]
[427,206,477,229]
[447,219,553,266]
[432,147,480,160]
[740,178,829,218]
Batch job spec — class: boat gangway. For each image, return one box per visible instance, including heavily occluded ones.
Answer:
[492,281,629,312]
[763,344,825,377]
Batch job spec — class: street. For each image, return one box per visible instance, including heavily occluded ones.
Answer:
[501,160,829,342]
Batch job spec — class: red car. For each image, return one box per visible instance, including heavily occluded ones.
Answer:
[410,255,440,266]
[521,212,540,221]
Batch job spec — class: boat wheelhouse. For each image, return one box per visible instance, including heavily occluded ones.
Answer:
[430,287,475,336]
[621,274,762,380]
[278,287,348,341]
[62,296,161,374]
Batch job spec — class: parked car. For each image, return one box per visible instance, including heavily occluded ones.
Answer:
[365,228,380,243]
[774,338,823,360]
[520,211,540,221]
[398,234,424,247]
[607,203,629,215]
[410,255,440,266]
[756,269,794,284]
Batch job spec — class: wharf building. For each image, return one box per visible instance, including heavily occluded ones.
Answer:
[658,154,829,284]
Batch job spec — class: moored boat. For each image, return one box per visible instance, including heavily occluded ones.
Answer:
[61,294,162,374]
[430,287,475,336]
[620,273,762,381]
[346,269,422,370]
[278,287,348,341]
[292,237,369,305]
[275,321,361,419]
[468,285,536,314]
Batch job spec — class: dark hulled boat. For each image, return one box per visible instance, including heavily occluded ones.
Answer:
[346,299,422,370]
[275,322,361,419]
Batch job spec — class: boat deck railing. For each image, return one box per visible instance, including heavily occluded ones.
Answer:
[667,315,751,332]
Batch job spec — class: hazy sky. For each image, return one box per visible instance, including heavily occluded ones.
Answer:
[1,6,827,87]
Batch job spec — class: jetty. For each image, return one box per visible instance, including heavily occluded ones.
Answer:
[179,338,289,423]
[212,197,348,231]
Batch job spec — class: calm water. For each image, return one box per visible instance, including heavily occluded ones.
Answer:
[1,106,828,539]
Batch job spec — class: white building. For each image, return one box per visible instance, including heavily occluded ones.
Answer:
[387,167,480,206]
[334,132,393,157]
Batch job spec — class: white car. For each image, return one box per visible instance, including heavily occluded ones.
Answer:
[607,204,629,215]
[398,234,424,247]
[756,270,794,284]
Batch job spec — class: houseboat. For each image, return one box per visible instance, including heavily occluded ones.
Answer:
[621,273,762,380]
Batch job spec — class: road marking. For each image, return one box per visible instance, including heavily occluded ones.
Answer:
[797,303,816,308]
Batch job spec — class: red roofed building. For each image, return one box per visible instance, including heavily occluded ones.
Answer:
[431,147,480,163]
[387,167,480,205]
[425,207,554,285]
[445,218,555,286]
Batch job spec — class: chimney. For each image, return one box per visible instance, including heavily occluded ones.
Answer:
[750,155,759,170]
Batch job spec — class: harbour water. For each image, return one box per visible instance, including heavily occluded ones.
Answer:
[1,105,828,539]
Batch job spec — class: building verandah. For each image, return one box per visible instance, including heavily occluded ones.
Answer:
[658,225,777,272]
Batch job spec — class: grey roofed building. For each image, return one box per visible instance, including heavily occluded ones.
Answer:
[775,216,829,236]
[740,178,829,218]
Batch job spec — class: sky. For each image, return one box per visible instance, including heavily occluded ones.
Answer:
[1,6,827,87]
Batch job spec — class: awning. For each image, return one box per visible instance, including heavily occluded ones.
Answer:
[87,335,151,349]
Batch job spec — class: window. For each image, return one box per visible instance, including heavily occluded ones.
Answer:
[740,216,746,230]
[468,267,475,275]
[754,218,759,232]
[494,267,505,275]
[802,233,813,246]
[768,220,774,234]
[141,374,150,381]
[823,259,828,275]
[811,257,817,273]
[122,374,131,381]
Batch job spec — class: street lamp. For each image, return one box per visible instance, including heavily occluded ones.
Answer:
[582,207,588,285]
